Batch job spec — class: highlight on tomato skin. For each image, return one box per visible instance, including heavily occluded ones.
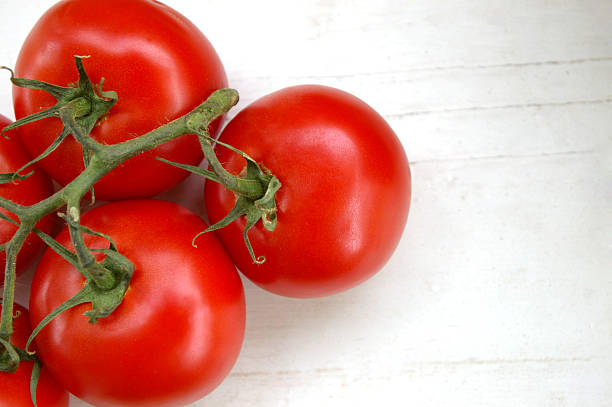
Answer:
[204,84,411,298]
[0,302,69,407]
[0,114,55,282]
[12,0,228,201]
[29,200,246,407]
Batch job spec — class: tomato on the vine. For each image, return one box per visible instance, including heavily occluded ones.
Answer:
[204,85,411,298]
[29,200,245,407]
[0,114,54,281]
[0,302,69,407]
[13,0,227,200]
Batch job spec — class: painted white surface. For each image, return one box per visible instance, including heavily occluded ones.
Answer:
[1,0,611,406]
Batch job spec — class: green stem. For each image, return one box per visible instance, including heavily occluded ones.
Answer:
[0,224,32,340]
[23,88,240,217]
[201,137,238,188]
[103,88,239,164]
[0,196,24,216]
[198,137,264,199]
[65,198,115,290]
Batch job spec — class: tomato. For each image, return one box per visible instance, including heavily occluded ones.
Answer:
[0,302,69,407]
[13,0,227,200]
[0,114,55,281]
[204,85,411,298]
[29,200,245,407]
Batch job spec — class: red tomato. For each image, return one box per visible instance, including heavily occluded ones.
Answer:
[0,302,69,407]
[205,85,411,298]
[0,114,54,281]
[13,0,227,200]
[29,200,245,407]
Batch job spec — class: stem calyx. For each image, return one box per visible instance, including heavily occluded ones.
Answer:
[160,137,282,264]
[2,55,116,139]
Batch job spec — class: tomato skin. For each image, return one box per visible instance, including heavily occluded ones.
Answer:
[13,0,227,200]
[29,200,245,407]
[204,85,411,298]
[0,114,55,281]
[0,302,69,407]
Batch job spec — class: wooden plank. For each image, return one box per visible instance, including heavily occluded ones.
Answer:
[202,153,612,407]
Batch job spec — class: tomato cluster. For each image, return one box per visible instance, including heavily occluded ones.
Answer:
[0,0,410,406]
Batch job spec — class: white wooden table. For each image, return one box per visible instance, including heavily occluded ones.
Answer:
[1,1,610,406]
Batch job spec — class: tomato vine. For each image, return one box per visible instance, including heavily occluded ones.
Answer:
[0,57,277,379]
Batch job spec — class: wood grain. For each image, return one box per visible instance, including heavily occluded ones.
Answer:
[0,0,610,406]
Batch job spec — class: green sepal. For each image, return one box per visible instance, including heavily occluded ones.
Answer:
[1,65,72,100]
[195,196,251,237]
[83,249,133,323]
[255,174,281,231]
[0,320,42,406]
[30,359,42,407]
[160,134,281,264]
[0,170,33,184]
[182,131,282,264]
[1,56,117,142]
[25,249,133,351]
[2,126,71,185]
[0,336,20,373]
[192,195,264,264]
[156,157,222,184]
[0,56,113,204]
[0,334,36,373]
[25,288,89,353]
[242,203,267,264]
[193,183,280,265]
[0,212,134,351]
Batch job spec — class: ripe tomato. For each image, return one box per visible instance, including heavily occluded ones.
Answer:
[205,85,411,298]
[29,200,245,407]
[13,0,227,200]
[0,302,69,407]
[0,114,54,281]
